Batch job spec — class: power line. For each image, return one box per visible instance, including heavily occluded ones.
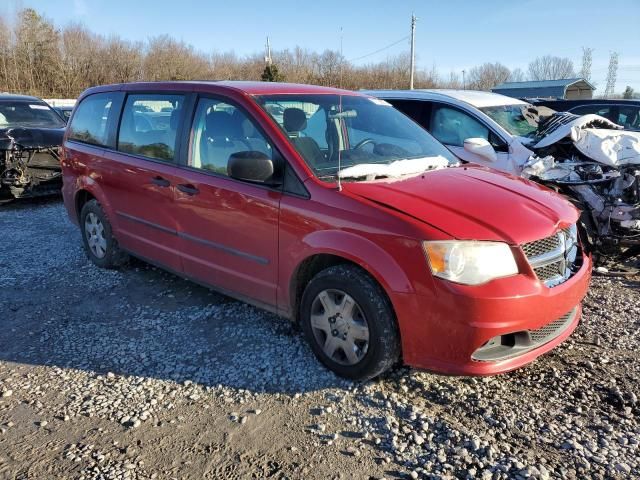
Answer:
[349,35,410,62]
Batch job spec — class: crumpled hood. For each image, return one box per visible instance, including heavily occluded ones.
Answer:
[343,165,579,244]
[0,127,64,150]
[526,112,640,167]
[532,112,621,149]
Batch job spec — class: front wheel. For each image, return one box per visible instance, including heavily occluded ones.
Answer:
[300,265,400,380]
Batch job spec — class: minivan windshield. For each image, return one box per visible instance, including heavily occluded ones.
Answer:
[480,104,541,138]
[0,100,65,129]
[257,94,457,181]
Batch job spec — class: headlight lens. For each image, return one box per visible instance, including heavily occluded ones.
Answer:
[423,241,518,285]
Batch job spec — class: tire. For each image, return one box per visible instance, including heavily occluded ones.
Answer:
[300,264,401,380]
[79,199,128,269]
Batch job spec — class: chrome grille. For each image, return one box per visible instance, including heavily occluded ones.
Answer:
[522,235,561,258]
[521,225,580,288]
[529,310,574,343]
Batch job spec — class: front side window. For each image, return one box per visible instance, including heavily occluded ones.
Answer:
[117,94,184,161]
[68,93,121,146]
[0,100,66,129]
[257,94,456,181]
[189,98,274,176]
[431,105,491,146]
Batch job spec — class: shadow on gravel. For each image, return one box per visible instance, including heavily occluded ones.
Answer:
[0,198,349,394]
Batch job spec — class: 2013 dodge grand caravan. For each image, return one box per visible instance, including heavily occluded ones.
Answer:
[62,81,591,380]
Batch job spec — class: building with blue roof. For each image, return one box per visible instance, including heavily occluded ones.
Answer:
[491,78,595,100]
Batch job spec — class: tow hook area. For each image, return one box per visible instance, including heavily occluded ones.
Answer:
[471,307,578,362]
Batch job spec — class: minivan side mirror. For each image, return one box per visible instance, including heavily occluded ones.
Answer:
[463,138,497,163]
[227,151,277,184]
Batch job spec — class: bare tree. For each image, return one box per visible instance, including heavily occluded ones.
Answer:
[143,35,210,81]
[466,62,511,91]
[1,7,599,100]
[508,68,525,82]
[527,55,576,81]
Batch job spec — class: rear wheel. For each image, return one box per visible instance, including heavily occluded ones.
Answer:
[300,265,400,380]
[80,199,128,269]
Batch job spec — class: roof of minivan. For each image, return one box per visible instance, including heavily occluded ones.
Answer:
[364,89,529,108]
[82,81,358,97]
[217,81,357,95]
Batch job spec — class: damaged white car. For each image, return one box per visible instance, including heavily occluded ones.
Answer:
[366,89,640,266]
[0,94,65,203]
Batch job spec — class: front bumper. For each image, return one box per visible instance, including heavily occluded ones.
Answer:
[391,253,591,375]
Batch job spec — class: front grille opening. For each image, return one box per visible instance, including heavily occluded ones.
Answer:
[471,307,577,362]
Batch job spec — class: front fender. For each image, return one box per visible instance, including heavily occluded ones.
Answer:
[279,229,421,319]
[302,230,415,294]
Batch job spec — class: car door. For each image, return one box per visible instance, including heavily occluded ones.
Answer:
[101,92,188,273]
[171,95,281,308]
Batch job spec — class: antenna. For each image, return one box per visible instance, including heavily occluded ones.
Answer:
[339,27,343,88]
[337,95,343,191]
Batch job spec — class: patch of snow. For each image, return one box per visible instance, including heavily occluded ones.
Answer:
[338,156,450,180]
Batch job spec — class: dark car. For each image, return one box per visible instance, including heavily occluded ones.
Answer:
[53,105,74,122]
[528,98,640,131]
[60,81,590,380]
[0,94,66,201]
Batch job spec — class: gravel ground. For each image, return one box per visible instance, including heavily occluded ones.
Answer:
[0,197,638,480]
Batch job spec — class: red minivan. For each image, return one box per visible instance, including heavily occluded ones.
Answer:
[61,81,591,380]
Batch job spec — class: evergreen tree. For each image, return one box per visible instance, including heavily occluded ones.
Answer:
[261,64,283,82]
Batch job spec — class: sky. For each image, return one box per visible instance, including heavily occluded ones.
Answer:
[2,0,639,94]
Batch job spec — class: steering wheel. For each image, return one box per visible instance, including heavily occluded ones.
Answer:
[353,138,376,150]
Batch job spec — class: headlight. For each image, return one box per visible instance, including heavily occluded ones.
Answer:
[423,240,518,285]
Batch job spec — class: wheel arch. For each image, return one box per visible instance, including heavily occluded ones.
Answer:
[287,231,415,324]
[72,177,114,225]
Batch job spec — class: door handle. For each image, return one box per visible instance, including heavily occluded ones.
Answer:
[151,176,170,187]
[176,183,199,196]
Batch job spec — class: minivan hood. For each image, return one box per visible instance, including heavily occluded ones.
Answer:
[343,165,578,244]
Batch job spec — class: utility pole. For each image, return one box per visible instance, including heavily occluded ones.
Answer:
[409,14,417,90]
[462,70,466,90]
[264,37,272,66]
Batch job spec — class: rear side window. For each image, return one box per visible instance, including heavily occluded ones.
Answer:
[68,93,122,147]
[117,94,184,162]
[389,99,430,127]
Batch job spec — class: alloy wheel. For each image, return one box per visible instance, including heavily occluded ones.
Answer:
[84,212,107,259]
[309,289,370,366]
